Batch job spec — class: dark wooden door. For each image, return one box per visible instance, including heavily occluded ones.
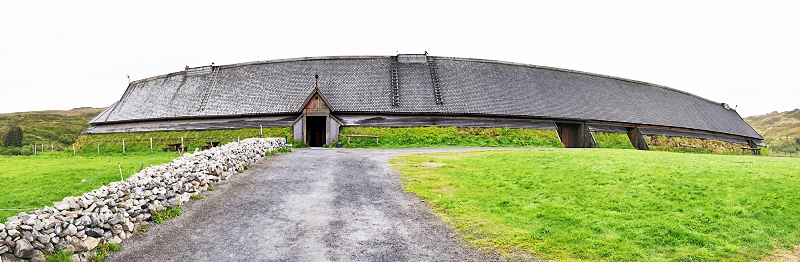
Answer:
[556,123,580,148]
[306,116,326,147]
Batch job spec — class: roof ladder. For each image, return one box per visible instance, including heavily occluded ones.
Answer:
[427,56,443,105]
[198,66,220,112]
[391,58,400,106]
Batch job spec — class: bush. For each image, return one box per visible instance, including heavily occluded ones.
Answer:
[4,125,23,147]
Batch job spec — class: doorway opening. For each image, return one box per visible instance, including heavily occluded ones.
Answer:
[306,116,326,147]
[556,123,582,148]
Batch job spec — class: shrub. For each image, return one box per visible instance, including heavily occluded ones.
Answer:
[4,125,23,147]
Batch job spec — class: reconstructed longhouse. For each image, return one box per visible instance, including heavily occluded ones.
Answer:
[87,53,763,149]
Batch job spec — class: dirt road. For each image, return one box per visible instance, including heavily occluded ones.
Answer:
[109,148,507,261]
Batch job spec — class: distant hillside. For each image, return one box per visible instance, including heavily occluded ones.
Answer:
[0,107,105,152]
[744,109,800,154]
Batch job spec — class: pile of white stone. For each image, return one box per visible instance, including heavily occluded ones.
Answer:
[0,138,285,262]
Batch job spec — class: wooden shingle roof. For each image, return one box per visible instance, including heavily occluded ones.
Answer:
[91,55,762,139]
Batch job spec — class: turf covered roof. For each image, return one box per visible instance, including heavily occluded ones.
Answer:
[91,55,762,139]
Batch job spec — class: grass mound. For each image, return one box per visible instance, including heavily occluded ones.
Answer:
[74,127,297,154]
[592,132,635,149]
[392,149,800,261]
[645,135,769,155]
[338,126,563,148]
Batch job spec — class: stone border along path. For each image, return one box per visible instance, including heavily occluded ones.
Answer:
[102,147,556,262]
[0,138,286,262]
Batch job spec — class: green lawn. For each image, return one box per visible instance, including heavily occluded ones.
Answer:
[0,152,177,220]
[391,149,800,261]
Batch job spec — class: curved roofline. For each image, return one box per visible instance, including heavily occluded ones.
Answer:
[437,56,722,105]
[90,110,761,140]
[129,54,724,106]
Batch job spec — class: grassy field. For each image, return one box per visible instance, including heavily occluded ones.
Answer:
[392,149,800,261]
[338,126,564,148]
[0,152,177,220]
[74,127,297,154]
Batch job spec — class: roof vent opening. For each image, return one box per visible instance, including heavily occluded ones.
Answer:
[721,103,735,110]
[397,53,428,64]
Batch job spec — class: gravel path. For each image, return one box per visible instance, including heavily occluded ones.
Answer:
[108,147,517,262]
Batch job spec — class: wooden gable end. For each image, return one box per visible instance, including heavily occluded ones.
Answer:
[303,93,331,115]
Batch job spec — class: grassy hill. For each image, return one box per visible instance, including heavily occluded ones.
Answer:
[744,109,800,154]
[0,107,105,154]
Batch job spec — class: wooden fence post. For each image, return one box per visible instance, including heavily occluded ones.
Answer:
[72,144,76,155]
[150,138,153,154]
[260,125,263,138]
[97,143,100,154]
[122,139,126,154]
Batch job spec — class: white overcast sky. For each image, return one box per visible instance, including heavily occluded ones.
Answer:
[1,0,798,117]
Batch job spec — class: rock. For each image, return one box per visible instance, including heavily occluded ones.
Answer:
[1,253,27,262]
[54,201,70,211]
[83,237,99,251]
[30,250,45,262]
[13,239,35,258]
[54,240,69,251]
[18,225,32,231]
[33,222,44,231]
[43,242,55,255]
[67,224,77,236]
[0,243,7,254]
[77,216,91,227]
[32,241,45,250]
[0,224,5,231]
[36,235,50,245]
[85,228,104,238]
[122,222,134,232]
[70,238,88,252]
[43,220,56,230]
[51,236,59,244]
[75,230,85,239]
[167,197,181,207]
[107,217,120,225]
[110,236,122,245]
[22,231,34,242]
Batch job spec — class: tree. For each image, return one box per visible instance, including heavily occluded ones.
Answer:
[4,125,23,147]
